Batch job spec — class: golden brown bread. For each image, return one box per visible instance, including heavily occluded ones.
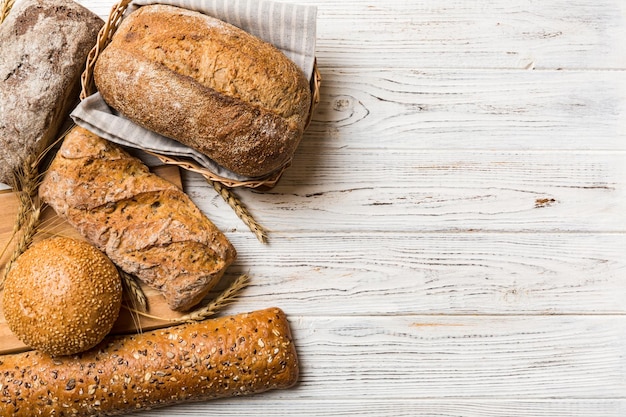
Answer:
[94,4,311,178]
[2,237,122,356]
[39,127,237,311]
[0,307,299,416]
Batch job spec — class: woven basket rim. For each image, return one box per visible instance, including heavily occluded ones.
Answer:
[80,0,320,189]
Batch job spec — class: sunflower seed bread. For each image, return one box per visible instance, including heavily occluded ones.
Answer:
[94,4,311,178]
[0,0,102,185]
[0,307,299,416]
[39,126,237,311]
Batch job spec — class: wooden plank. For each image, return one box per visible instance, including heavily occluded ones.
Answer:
[185,149,626,233]
[138,399,626,417]
[284,315,626,399]
[305,0,626,69]
[197,231,626,316]
[75,0,626,70]
[302,68,626,151]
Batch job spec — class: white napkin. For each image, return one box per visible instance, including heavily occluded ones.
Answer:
[71,0,317,181]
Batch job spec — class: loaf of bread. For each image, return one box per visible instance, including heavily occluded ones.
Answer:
[39,126,237,311]
[0,0,103,185]
[3,237,122,356]
[94,4,311,178]
[0,307,299,416]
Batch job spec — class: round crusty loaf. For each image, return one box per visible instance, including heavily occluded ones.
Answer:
[2,237,123,356]
[94,4,311,178]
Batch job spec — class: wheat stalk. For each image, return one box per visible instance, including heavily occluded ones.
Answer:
[178,273,249,322]
[12,153,40,232]
[0,124,65,289]
[119,268,148,334]
[0,0,14,24]
[0,153,43,290]
[0,206,40,289]
[119,268,148,313]
[123,274,249,323]
[207,178,268,244]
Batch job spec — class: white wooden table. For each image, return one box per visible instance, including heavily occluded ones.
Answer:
[79,1,626,415]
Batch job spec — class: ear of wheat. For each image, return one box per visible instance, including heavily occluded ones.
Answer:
[0,152,43,290]
[0,125,72,289]
[122,274,249,324]
[0,0,15,25]
[208,178,268,244]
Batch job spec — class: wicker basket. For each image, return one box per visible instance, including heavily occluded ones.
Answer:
[80,0,321,189]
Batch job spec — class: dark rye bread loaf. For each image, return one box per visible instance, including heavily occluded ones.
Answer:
[0,0,103,185]
[94,4,311,178]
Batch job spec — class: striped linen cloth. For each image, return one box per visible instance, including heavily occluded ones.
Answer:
[71,0,317,180]
[127,0,317,79]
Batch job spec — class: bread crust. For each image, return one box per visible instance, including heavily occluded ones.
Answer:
[94,4,311,178]
[40,127,237,311]
[0,0,103,185]
[2,237,122,356]
[0,307,299,416]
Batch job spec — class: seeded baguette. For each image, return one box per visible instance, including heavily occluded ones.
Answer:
[0,307,299,416]
[39,126,236,311]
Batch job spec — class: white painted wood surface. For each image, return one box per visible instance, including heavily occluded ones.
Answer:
[76,0,626,415]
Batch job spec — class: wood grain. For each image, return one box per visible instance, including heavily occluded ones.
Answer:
[183,148,626,234]
[296,315,626,399]
[301,69,626,150]
[306,0,626,70]
[193,231,626,316]
[139,399,626,417]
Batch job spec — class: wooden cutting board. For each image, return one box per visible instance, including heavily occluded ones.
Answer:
[0,165,188,355]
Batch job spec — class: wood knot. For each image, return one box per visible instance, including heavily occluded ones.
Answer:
[535,198,556,208]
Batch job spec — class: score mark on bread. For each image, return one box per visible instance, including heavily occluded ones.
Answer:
[39,127,236,311]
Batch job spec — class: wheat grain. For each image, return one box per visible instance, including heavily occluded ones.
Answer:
[0,0,15,24]
[11,153,39,233]
[0,153,42,290]
[207,178,268,244]
[0,206,40,289]
[179,274,249,322]
[122,274,250,323]
[119,268,148,334]
[119,269,148,313]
